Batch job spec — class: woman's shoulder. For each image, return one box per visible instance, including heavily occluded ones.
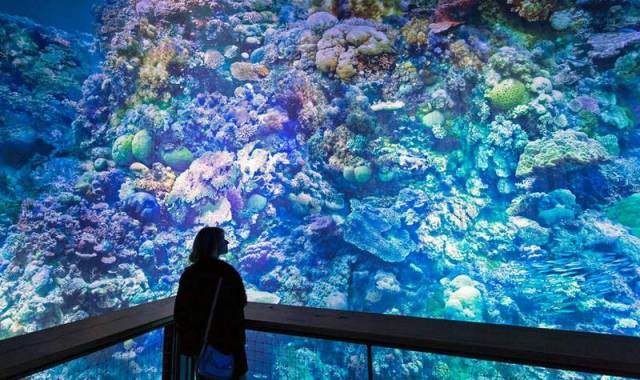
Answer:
[181,259,242,283]
[217,259,242,278]
[214,260,243,287]
[178,263,198,281]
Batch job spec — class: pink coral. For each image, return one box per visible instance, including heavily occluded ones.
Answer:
[432,0,479,32]
[169,152,237,204]
[259,108,289,133]
[167,151,239,223]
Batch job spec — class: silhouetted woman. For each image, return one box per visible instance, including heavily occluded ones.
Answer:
[174,227,248,380]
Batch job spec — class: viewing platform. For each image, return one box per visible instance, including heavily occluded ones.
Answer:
[1,298,639,379]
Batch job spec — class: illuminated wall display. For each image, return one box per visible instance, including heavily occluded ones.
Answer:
[0,0,639,378]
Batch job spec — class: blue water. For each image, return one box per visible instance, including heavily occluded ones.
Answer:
[0,0,103,33]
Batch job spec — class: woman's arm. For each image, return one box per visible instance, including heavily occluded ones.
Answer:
[239,273,248,307]
[238,277,247,345]
[227,271,247,349]
[174,273,192,331]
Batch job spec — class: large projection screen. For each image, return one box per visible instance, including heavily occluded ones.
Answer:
[1,0,639,378]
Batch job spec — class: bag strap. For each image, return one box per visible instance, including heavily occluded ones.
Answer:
[201,276,223,353]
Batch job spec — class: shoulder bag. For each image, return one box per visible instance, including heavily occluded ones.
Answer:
[197,277,235,380]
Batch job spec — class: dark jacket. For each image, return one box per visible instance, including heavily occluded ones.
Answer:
[174,258,248,377]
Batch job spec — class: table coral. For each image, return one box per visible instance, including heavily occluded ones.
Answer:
[230,62,270,81]
[343,198,417,262]
[516,130,610,177]
[588,31,640,60]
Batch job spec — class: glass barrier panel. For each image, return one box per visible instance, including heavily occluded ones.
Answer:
[372,346,632,380]
[27,328,163,380]
[245,330,368,380]
[19,328,634,379]
[1,0,639,354]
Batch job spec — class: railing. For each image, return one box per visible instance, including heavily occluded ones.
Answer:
[1,297,639,379]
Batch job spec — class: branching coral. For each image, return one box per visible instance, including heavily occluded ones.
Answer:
[130,162,177,202]
[401,18,430,47]
[348,0,402,20]
[449,40,482,70]
[133,39,188,103]
[505,0,556,22]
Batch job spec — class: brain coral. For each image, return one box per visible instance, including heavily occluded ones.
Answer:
[160,147,193,171]
[123,192,160,222]
[444,275,484,321]
[487,79,529,110]
[131,130,154,164]
[315,21,393,81]
[112,135,134,166]
[516,130,610,177]
[306,12,338,32]
[608,194,640,237]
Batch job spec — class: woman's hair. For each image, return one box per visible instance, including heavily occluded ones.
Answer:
[189,227,225,263]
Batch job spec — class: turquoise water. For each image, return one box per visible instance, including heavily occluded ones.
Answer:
[0,0,102,33]
[1,0,639,378]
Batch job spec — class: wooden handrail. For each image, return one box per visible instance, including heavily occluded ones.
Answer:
[0,298,173,380]
[1,297,639,379]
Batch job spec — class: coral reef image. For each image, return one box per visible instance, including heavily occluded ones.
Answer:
[1,0,640,378]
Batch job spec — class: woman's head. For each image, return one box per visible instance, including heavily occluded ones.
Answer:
[189,227,229,263]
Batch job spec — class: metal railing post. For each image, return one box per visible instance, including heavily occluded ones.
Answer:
[367,344,373,380]
[162,323,176,380]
